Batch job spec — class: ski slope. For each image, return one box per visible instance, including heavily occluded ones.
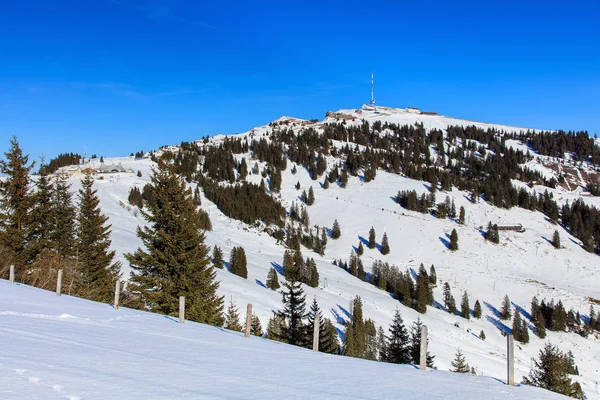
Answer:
[0,280,570,399]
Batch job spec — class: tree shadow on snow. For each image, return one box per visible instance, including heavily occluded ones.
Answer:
[409,267,418,280]
[270,261,284,275]
[541,236,553,246]
[486,315,511,335]
[255,279,266,288]
[337,304,352,320]
[358,235,370,247]
[433,300,446,312]
[224,261,230,272]
[330,308,346,325]
[512,302,532,321]
[484,301,502,319]
[163,315,179,324]
[439,236,450,249]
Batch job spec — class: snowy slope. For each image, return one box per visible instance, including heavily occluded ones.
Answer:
[0,280,570,399]
[31,106,600,399]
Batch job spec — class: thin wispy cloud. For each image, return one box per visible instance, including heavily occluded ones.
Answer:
[71,82,199,99]
[105,0,216,29]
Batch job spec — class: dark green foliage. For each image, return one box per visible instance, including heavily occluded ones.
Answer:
[380,232,390,255]
[414,264,433,314]
[473,300,482,319]
[443,282,457,314]
[449,229,458,251]
[485,222,500,244]
[250,314,263,336]
[238,157,248,180]
[331,219,341,239]
[212,246,224,269]
[340,167,348,187]
[128,186,144,208]
[0,137,34,267]
[224,299,243,332]
[429,264,437,285]
[266,313,287,342]
[500,295,512,320]
[480,330,486,340]
[50,175,77,259]
[357,241,364,256]
[26,165,54,265]
[450,349,470,373]
[396,190,431,213]
[38,152,81,175]
[385,309,410,364]
[459,206,465,225]
[76,173,120,302]
[307,298,339,354]
[229,246,248,279]
[409,317,435,367]
[269,168,282,193]
[125,161,224,326]
[323,178,329,189]
[460,291,470,319]
[307,186,315,205]
[274,278,308,346]
[552,230,561,249]
[551,300,567,332]
[266,267,280,290]
[512,309,529,343]
[368,227,376,249]
[137,170,142,177]
[343,296,366,358]
[523,343,586,399]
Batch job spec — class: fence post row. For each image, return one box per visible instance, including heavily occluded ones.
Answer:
[245,304,252,338]
[9,265,15,284]
[419,325,428,370]
[56,269,63,296]
[507,334,515,386]
[179,296,185,324]
[114,280,121,310]
[312,312,320,352]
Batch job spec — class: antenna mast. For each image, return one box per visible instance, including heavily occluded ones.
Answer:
[370,72,375,106]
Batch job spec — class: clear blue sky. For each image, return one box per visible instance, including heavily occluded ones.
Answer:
[1,0,599,161]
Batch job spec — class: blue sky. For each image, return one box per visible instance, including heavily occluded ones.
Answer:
[1,0,599,161]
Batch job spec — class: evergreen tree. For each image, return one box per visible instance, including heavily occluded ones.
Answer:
[238,157,248,180]
[512,308,525,342]
[480,330,486,340]
[343,296,366,358]
[523,343,586,399]
[364,319,378,360]
[368,227,376,249]
[377,326,388,362]
[229,246,248,279]
[307,186,315,206]
[443,282,456,314]
[473,300,482,319]
[26,163,55,264]
[323,178,329,189]
[458,206,465,225]
[0,136,34,268]
[340,167,349,187]
[380,232,390,255]
[450,348,470,373]
[275,278,308,346]
[306,297,338,354]
[76,173,120,302]
[552,301,567,332]
[409,317,435,367]
[385,309,410,364]
[429,264,437,286]
[266,267,280,290]
[250,314,263,336]
[449,229,458,251]
[552,230,561,249]
[460,291,470,319]
[126,161,224,326]
[266,313,287,342]
[50,175,77,259]
[212,246,224,269]
[331,219,341,239]
[535,308,547,338]
[500,295,512,320]
[224,299,243,332]
[357,241,364,256]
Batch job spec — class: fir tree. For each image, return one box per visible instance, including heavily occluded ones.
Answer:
[449,229,458,251]
[364,319,378,360]
[26,163,54,264]
[250,314,263,336]
[0,136,34,268]
[306,297,338,354]
[409,317,435,367]
[473,300,482,319]
[450,348,470,373]
[224,298,243,332]
[343,296,366,358]
[480,330,486,340]
[377,326,388,362]
[238,157,248,180]
[331,219,341,239]
[266,267,280,290]
[380,232,390,255]
[323,178,329,189]
[126,161,224,326]
[552,230,561,249]
[443,282,457,314]
[460,291,470,320]
[429,264,437,286]
[535,308,547,338]
[212,246,224,269]
[76,173,120,302]
[275,278,308,346]
[307,186,315,206]
[512,308,525,342]
[458,206,465,225]
[229,246,248,279]
[500,295,512,320]
[50,175,77,260]
[357,241,364,256]
[523,343,586,399]
[385,309,410,364]
[368,227,376,249]
[340,167,349,187]
[266,313,287,342]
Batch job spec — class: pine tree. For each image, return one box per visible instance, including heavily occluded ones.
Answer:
[224,299,243,332]
[126,161,224,326]
[450,348,470,373]
[458,206,465,225]
[250,314,263,336]
[524,343,586,399]
[238,157,248,180]
[512,308,525,342]
[377,326,388,362]
[301,189,308,204]
[500,295,512,320]
[343,296,366,358]
[380,232,390,255]
[443,282,456,314]
[429,264,437,286]
[275,278,307,346]
[473,300,482,319]
[0,136,34,268]
[229,246,248,279]
[76,173,120,302]
[266,313,287,342]
[212,246,224,269]
[307,186,315,206]
[306,297,338,354]
[460,291,470,320]
[480,330,486,340]
[535,308,547,338]
[331,219,341,239]
[50,175,77,259]
[368,227,376,249]
[357,241,364,256]
[340,167,349,188]
[409,317,435,367]
[323,178,329,189]
[385,309,410,364]
[364,319,378,360]
[266,267,280,290]
[449,229,458,251]
[552,230,561,249]
[26,163,55,264]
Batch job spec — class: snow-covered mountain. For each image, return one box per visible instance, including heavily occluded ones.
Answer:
[21,105,600,399]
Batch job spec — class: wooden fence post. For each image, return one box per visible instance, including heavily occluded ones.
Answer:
[114,280,121,310]
[312,312,320,352]
[179,296,185,324]
[245,304,252,338]
[419,325,428,370]
[9,265,15,284]
[56,269,63,296]
[507,334,515,385]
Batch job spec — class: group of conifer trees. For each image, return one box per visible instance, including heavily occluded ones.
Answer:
[0,137,120,302]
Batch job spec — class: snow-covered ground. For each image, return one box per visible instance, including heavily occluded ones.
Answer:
[0,280,570,399]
